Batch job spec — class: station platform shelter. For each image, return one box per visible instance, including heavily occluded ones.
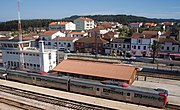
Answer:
[53,59,138,85]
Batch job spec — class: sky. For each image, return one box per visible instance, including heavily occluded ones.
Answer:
[1,0,180,21]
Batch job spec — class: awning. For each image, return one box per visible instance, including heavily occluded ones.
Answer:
[170,53,180,57]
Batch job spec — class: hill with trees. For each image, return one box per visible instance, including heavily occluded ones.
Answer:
[0,14,180,31]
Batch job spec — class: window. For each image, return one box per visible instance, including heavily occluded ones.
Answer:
[138,39,141,43]
[161,46,164,50]
[143,46,146,50]
[111,44,113,48]
[167,47,169,50]
[127,45,130,49]
[123,44,125,48]
[172,47,175,51]
[127,93,131,96]
[49,53,51,59]
[115,44,117,48]
[97,88,100,91]
[138,46,140,49]
[67,43,71,47]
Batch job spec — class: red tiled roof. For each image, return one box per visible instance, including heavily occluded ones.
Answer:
[142,31,159,36]
[159,38,180,44]
[53,59,137,81]
[76,35,108,44]
[131,33,144,38]
[70,32,86,35]
[102,31,115,40]
[53,37,77,41]
[100,22,112,28]
[88,26,105,32]
[80,17,93,21]
[132,32,158,39]
[49,22,69,26]
[40,30,59,36]
[161,31,171,36]
[144,23,157,27]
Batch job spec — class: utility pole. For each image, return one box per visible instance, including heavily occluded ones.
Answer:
[95,32,98,58]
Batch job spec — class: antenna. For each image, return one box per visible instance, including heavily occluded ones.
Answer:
[17,0,24,69]
[18,0,22,42]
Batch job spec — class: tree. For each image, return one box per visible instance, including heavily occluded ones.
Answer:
[151,40,161,63]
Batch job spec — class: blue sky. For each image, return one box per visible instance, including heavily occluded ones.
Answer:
[1,0,180,21]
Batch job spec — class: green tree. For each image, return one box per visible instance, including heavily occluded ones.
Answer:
[151,40,161,63]
[118,27,129,37]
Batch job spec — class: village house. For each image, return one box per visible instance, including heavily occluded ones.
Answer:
[131,31,161,57]
[74,17,95,30]
[39,30,65,49]
[49,22,76,30]
[75,33,108,54]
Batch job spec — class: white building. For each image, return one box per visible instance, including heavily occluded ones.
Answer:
[131,31,161,57]
[40,30,65,49]
[52,37,78,52]
[0,38,57,72]
[74,17,95,30]
[49,22,76,30]
[159,38,180,53]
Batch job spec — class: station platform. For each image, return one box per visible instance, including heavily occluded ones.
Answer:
[0,79,160,110]
[133,76,180,106]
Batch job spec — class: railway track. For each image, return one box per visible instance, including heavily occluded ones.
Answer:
[137,72,180,80]
[166,104,180,110]
[0,97,44,110]
[0,85,115,110]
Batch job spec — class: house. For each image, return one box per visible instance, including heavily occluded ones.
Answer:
[109,38,131,56]
[129,22,143,28]
[158,38,180,59]
[131,31,161,57]
[0,37,56,72]
[74,17,95,30]
[53,59,138,85]
[49,22,76,30]
[75,34,108,54]
[39,30,65,49]
[52,37,78,52]
[88,26,109,35]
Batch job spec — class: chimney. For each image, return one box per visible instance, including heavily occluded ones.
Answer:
[39,40,44,53]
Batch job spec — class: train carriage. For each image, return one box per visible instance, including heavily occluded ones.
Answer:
[36,75,69,91]
[70,79,168,108]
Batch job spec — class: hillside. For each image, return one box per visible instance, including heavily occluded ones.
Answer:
[0,14,180,31]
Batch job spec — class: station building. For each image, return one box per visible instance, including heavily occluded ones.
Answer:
[53,59,138,85]
[0,37,57,72]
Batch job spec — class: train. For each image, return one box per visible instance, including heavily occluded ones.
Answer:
[0,67,168,108]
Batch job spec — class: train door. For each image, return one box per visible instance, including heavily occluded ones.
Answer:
[32,76,36,84]
[126,92,133,101]
[96,87,101,96]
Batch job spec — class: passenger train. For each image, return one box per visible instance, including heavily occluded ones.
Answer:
[0,68,168,108]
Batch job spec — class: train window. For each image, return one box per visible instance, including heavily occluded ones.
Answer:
[127,93,130,96]
[97,88,100,91]
[103,89,110,93]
